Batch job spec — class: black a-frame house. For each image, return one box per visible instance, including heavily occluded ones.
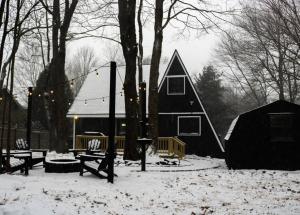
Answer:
[158,50,224,157]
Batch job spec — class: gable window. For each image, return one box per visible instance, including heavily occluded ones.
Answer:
[167,76,185,95]
[269,113,294,142]
[178,116,201,136]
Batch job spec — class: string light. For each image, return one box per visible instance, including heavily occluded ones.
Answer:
[51,99,55,102]
[50,90,54,94]
[38,94,41,97]
[84,100,87,105]
[70,79,74,88]
[102,97,105,102]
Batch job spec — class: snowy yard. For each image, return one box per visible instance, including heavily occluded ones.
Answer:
[0,156,300,215]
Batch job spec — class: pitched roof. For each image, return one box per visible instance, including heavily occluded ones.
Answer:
[67,63,168,118]
[158,50,224,152]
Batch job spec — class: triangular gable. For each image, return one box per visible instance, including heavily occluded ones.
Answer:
[158,50,224,152]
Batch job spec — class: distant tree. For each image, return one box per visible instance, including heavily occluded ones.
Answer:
[66,46,97,97]
[32,67,73,150]
[195,65,234,137]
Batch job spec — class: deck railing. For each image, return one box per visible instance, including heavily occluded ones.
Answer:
[75,135,186,159]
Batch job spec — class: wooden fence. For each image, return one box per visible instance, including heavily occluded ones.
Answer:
[0,127,49,149]
[75,135,186,159]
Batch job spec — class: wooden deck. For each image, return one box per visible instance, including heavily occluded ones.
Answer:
[75,135,186,159]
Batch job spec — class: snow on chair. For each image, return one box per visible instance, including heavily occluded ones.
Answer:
[87,139,101,154]
[15,138,47,168]
[15,138,29,150]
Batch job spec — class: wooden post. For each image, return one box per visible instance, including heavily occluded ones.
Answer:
[72,117,76,149]
[26,87,33,149]
[107,61,116,183]
[13,128,17,149]
[140,82,146,171]
[38,131,41,149]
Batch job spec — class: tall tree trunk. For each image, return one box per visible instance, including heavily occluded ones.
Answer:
[149,0,163,149]
[137,0,144,135]
[0,0,10,89]
[46,0,77,153]
[118,0,139,160]
[5,0,21,171]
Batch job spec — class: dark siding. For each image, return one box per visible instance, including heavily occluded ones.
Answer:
[225,100,300,170]
[76,118,126,136]
[158,114,223,157]
[158,52,223,157]
[167,56,186,76]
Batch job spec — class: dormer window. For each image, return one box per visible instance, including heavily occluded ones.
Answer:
[167,76,185,95]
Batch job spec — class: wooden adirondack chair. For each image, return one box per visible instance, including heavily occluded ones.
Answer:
[1,155,30,176]
[79,154,116,179]
[69,139,102,158]
[15,139,47,167]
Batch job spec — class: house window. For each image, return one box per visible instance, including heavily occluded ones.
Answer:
[269,113,294,142]
[167,76,185,95]
[178,116,201,136]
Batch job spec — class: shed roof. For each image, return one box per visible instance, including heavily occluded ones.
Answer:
[224,100,300,141]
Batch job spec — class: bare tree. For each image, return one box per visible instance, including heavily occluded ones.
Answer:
[66,46,97,97]
[118,0,139,160]
[218,0,300,103]
[47,0,78,153]
[147,0,232,148]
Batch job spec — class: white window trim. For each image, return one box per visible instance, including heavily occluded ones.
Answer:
[177,116,201,136]
[167,76,185,95]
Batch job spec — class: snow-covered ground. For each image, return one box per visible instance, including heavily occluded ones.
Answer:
[0,155,300,215]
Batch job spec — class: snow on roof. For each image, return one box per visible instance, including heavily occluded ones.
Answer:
[224,116,239,141]
[67,64,168,118]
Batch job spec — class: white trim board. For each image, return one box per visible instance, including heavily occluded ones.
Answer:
[159,112,205,115]
[158,50,224,152]
[167,76,186,95]
[177,116,201,136]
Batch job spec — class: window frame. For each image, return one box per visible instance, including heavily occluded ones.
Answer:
[268,112,295,142]
[167,75,186,95]
[177,116,201,136]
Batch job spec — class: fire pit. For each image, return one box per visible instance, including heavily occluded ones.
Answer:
[45,159,80,173]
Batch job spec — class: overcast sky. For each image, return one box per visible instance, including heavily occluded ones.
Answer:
[67,0,239,77]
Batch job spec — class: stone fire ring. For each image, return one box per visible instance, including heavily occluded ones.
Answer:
[45,159,80,173]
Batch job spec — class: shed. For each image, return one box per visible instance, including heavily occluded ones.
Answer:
[224,100,300,170]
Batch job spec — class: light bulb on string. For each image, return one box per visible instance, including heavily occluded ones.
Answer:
[84,100,87,105]
[50,90,54,94]
[70,79,74,88]
[102,97,105,102]
[51,99,55,103]
[130,98,133,102]
[38,94,41,97]
[96,71,99,76]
